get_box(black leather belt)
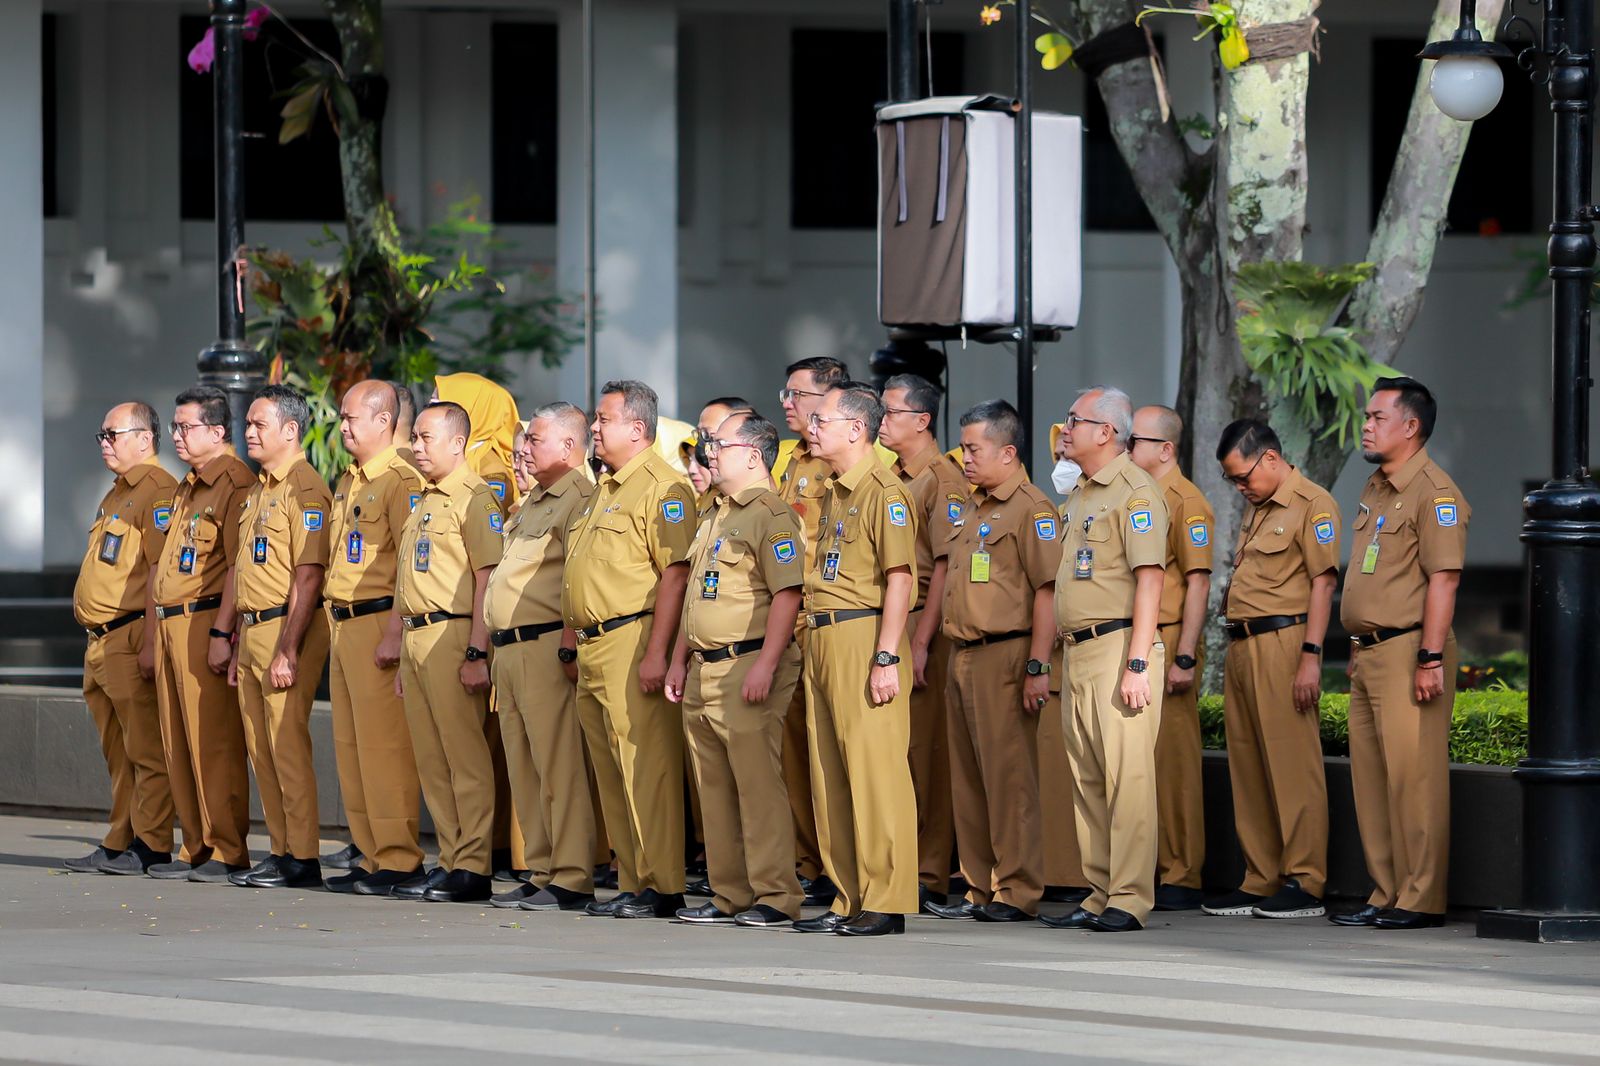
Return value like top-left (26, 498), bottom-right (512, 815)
top-left (330, 596), bottom-right (394, 623)
top-left (240, 604), bottom-right (288, 626)
top-left (491, 619), bottom-right (565, 647)
top-left (85, 610), bottom-right (142, 640)
top-left (402, 611), bottom-right (469, 630)
top-left (155, 595), bottom-right (223, 621)
top-left (576, 610), bottom-right (651, 642)
top-left (1350, 624), bottom-right (1421, 649)
top-left (806, 608), bottom-right (882, 629)
top-left (1224, 614), bottom-right (1308, 641)
top-left (1061, 618), bottom-right (1133, 646)
top-left (693, 638), bottom-right (765, 664)
top-left (956, 629), bottom-right (1031, 650)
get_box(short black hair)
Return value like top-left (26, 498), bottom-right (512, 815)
top-left (389, 381), bottom-right (417, 430)
top-left (175, 385), bottom-right (231, 436)
top-left (785, 357), bottom-right (849, 389)
top-left (703, 396), bottom-right (753, 413)
top-left (883, 373), bottom-right (942, 419)
top-left (421, 400), bottom-right (472, 443)
top-left (830, 380), bottom-right (886, 440)
top-left (1372, 376), bottom-right (1437, 441)
top-left (254, 384), bottom-right (312, 442)
top-left (959, 399), bottom-right (1022, 451)
top-left (600, 379), bottom-right (659, 440)
top-left (128, 401), bottom-right (161, 455)
top-left (1215, 418), bottom-right (1281, 463)
top-left (729, 412), bottom-right (781, 471)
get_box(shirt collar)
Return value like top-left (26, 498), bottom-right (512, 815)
top-left (607, 447), bottom-right (654, 486)
top-left (893, 440), bottom-right (938, 479)
top-left (836, 452), bottom-right (879, 492)
top-left (1265, 465), bottom-right (1303, 509)
top-left (192, 448), bottom-right (238, 486)
top-left (119, 457), bottom-right (161, 489)
top-left (1088, 451), bottom-right (1132, 486)
top-left (353, 444), bottom-right (402, 482)
top-left (261, 452), bottom-right (306, 485)
top-left (730, 483), bottom-right (769, 507)
top-left (983, 467), bottom-right (1028, 503)
top-left (1384, 447), bottom-right (1431, 492)
top-left (427, 461), bottom-right (474, 494)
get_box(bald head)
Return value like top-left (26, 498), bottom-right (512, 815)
top-left (1131, 404), bottom-right (1182, 478)
top-left (339, 379), bottom-right (401, 464)
top-left (98, 401), bottom-right (159, 475)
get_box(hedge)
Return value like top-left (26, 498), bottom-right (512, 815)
top-left (1196, 688), bottom-right (1528, 767)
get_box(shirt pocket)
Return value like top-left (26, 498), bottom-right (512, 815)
top-left (1084, 519), bottom-right (1112, 545)
top-left (583, 512), bottom-right (634, 561)
top-left (1246, 531), bottom-right (1296, 582)
top-left (96, 517), bottom-right (135, 569)
top-left (1351, 509), bottom-right (1372, 534)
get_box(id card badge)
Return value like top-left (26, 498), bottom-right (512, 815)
top-left (970, 550), bottom-right (991, 583)
top-left (413, 536), bottom-right (431, 573)
top-left (346, 530), bottom-right (363, 564)
top-left (701, 569), bottom-right (720, 599)
top-left (1074, 547), bottom-right (1094, 580)
top-left (252, 535), bottom-right (268, 565)
top-left (177, 545), bottom-right (196, 574)
top-left (822, 550), bottom-right (841, 582)
top-left (1360, 514), bottom-right (1385, 575)
top-left (98, 530), bottom-right (123, 565)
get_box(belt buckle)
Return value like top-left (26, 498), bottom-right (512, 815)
top-left (576, 628), bottom-right (590, 644)
top-left (401, 616), bottom-right (416, 630)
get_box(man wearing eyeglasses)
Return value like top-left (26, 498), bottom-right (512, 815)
top-left (67, 404), bottom-right (178, 876)
top-left (687, 397), bottom-right (754, 515)
top-left (1129, 405), bottom-right (1213, 912)
top-left (1203, 419), bottom-right (1339, 921)
top-left (146, 387), bottom-right (257, 882)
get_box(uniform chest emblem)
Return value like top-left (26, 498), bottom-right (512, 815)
top-left (887, 500), bottom-right (908, 527)
top-left (1129, 509), bottom-right (1153, 534)
top-left (662, 499), bottom-right (686, 523)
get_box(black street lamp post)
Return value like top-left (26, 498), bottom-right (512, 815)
top-left (1423, 0), bottom-right (1600, 942)
top-left (197, 0), bottom-right (266, 457)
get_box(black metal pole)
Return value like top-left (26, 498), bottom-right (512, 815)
top-left (888, 0), bottom-right (918, 103)
top-left (1014, 0), bottom-right (1034, 469)
top-left (196, 0), bottom-right (265, 458)
top-left (1478, 0), bottom-right (1600, 943)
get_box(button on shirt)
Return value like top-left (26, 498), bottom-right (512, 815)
top-left (682, 484), bottom-right (805, 650)
top-left (804, 454), bottom-right (918, 613)
top-left (485, 467), bottom-right (594, 632)
top-left (894, 443), bottom-right (972, 609)
top-left (1055, 452), bottom-right (1169, 632)
top-left (937, 469), bottom-right (1062, 642)
top-left (325, 446), bottom-right (422, 607)
top-left (1157, 468), bottom-right (1214, 627)
top-left (153, 452), bottom-right (256, 606)
top-left (1225, 467), bottom-right (1341, 620)
top-left (396, 463), bottom-right (505, 617)
top-left (1340, 448), bottom-right (1469, 633)
top-left (778, 439), bottom-right (834, 572)
top-left (562, 448), bottom-right (696, 629)
top-left (74, 458), bottom-right (178, 627)
top-left (234, 455), bottom-right (333, 613)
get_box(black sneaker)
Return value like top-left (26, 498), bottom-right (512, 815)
top-left (64, 846), bottom-right (119, 873)
top-left (321, 843), bottom-right (364, 870)
top-left (186, 860), bottom-right (247, 883)
top-left (98, 841), bottom-right (170, 876)
top-left (491, 883), bottom-right (543, 909)
top-left (519, 884), bottom-right (596, 911)
top-left (1202, 889), bottom-right (1267, 916)
top-left (1153, 884), bottom-right (1206, 911)
top-left (148, 859), bottom-right (198, 880)
top-left (1251, 879), bottom-right (1325, 919)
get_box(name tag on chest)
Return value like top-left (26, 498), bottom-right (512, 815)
top-left (414, 536), bottom-right (431, 572)
top-left (252, 536), bottom-right (269, 565)
top-left (347, 530), bottom-right (364, 564)
top-left (822, 550), bottom-right (841, 582)
top-left (1074, 548), bottom-right (1094, 580)
top-left (178, 545), bottom-right (196, 574)
top-left (701, 569), bottom-right (720, 599)
top-left (970, 550), bottom-right (990, 583)
top-left (98, 531), bottom-right (123, 565)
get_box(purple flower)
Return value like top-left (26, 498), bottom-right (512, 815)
top-left (187, 6), bottom-right (271, 73)
top-left (243, 7), bottom-right (270, 40)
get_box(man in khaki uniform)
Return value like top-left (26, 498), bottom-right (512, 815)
top-left (68, 403), bottom-right (177, 876)
top-left (1130, 405), bottom-right (1213, 911)
top-left (1044, 387), bottom-right (1167, 933)
top-left (485, 402), bottom-right (599, 913)
top-left (793, 382), bottom-right (919, 937)
top-left (229, 385), bottom-right (332, 890)
top-left (148, 386), bottom-right (257, 882)
top-left (564, 380), bottom-right (696, 920)
top-left (1204, 419), bottom-right (1340, 920)
top-left (925, 400), bottom-right (1060, 922)
top-left (1333, 378), bottom-right (1467, 930)
top-left (393, 401), bottom-right (505, 903)
top-left (322, 380), bottom-right (425, 896)
top-left (877, 373), bottom-right (965, 911)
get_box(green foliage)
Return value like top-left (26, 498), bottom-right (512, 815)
top-left (1233, 261), bottom-right (1393, 449)
top-left (1135, 3), bottom-right (1249, 70)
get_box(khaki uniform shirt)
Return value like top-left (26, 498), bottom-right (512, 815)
top-left (1226, 467), bottom-right (1341, 619)
top-left (325, 446), bottom-right (422, 607)
top-left (1055, 452), bottom-right (1169, 631)
top-left (803, 452), bottom-right (918, 613)
top-left (153, 452), bottom-right (255, 606)
top-left (562, 448), bottom-right (696, 629)
top-left (74, 458), bottom-right (177, 627)
top-left (1340, 448), bottom-right (1469, 633)
top-left (472, 449), bottom-right (516, 518)
top-left (937, 468), bottom-right (1061, 642)
top-left (777, 438), bottom-right (834, 571)
top-left (1157, 468), bottom-right (1214, 627)
top-left (484, 467), bottom-right (594, 632)
top-left (682, 484), bottom-right (805, 650)
top-left (895, 442), bottom-right (971, 609)
top-left (234, 454), bottom-right (333, 613)
top-left (396, 462), bottom-right (504, 616)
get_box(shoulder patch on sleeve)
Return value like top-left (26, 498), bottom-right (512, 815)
top-left (152, 503), bottom-right (172, 532)
top-left (1128, 498), bottom-right (1150, 509)
top-left (1188, 521), bottom-right (1209, 547)
top-left (1312, 511), bottom-right (1331, 523)
top-left (770, 534), bottom-right (797, 564)
top-left (1435, 502), bottom-right (1458, 527)
top-left (1314, 518), bottom-right (1336, 544)
top-left (302, 509), bottom-right (324, 532)
top-left (1129, 509), bottom-right (1154, 534)
top-left (887, 499), bottom-right (909, 527)
top-left (1033, 512), bottom-right (1057, 541)
top-left (487, 478), bottom-right (507, 501)
top-left (489, 511), bottom-right (504, 532)
top-left (946, 500), bottom-right (964, 523)
top-left (1433, 496), bottom-right (1456, 505)
top-left (662, 498), bottom-right (686, 523)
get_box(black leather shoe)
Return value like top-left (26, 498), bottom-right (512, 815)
top-left (391, 867), bottom-right (448, 899)
top-left (616, 889), bottom-right (686, 919)
top-left (1372, 908), bottom-right (1446, 929)
top-left (1038, 906), bottom-right (1097, 929)
top-left (1329, 904), bottom-right (1384, 927)
top-left (520, 884), bottom-right (596, 911)
top-left (676, 901), bottom-right (736, 924)
top-left (98, 841), bottom-right (170, 876)
top-left (685, 877), bottom-right (713, 897)
top-left (321, 843), bottom-right (364, 870)
top-left (423, 869), bottom-right (493, 903)
top-left (733, 904), bottom-right (793, 928)
top-left (230, 855), bottom-right (282, 887)
top-left (793, 912), bottom-right (848, 933)
top-left (585, 892), bottom-right (637, 916)
top-left (837, 911), bottom-right (904, 936)
top-left (1042, 884), bottom-right (1092, 905)
top-left (355, 867), bottom-right (425, 897)
top-left (1087, 907), bottom-right (1143, 932)
top-left (1153, 884), bottom-right (1206, 911)
top-left (974, 901), bottom-right (1032, 923)
top-left (924, 898), bottom-right (979, 920)
top-left (247, 856), bottom-right (323, 889)
top-left (184, 860), bottom-right (244, 883)
top-left (595, 865), bottom-right (619, 890)
top-left (800, 874), bottom-right (838, 908)
top-left (325, 869), bottom-right (369, 894)
top-left (64, 846), bottom-right (119, 873)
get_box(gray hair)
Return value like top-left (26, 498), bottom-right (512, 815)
top-left (128, 401), bottom-right (161, 455)
top-left (389, 381), bottom-right (417, 434)
top-left (831, 380), bottom-right (886, 441)
top-left (255, 384), bottom-right (312, 442)
top-left (530, 401), bottom-right (592, 449)
top-left (883, 373), bottom-right (942, 419)
top-left (728, 411), bottom-right (781, 471)
top-left (959, 399), bottom-right (1022, 451)
top-left (600, 379), bottom-right (659, 441)
top-left (1077, 386), bottom-right (1133, 445)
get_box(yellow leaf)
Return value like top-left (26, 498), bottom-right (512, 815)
top-left (1041, 42), bottom-right (1074, 70)
top-left (1035, 32), bottom-right (1070, 55)
top-left (1219, 26), bottom-right (1249, 69)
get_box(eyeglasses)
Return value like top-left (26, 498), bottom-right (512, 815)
top-left (168, 421), bottom-right (218, 438)
top-left (1063, 414), bottom-right (1108, 431)
top-left (705, 439), bottom-right (757, 456)
top-left (1222, 451), bottom-right (1267, 486)
top-left (807, 413), bottom-right (858, 430)
top-left (1128, 435), bottom-right (1169, 447)
top-left (779, 387), bottom-right (827, 404)
top-left (882, 406), bottom-right (931, 418)
top-left (95, 427), bottom-right (149, 445)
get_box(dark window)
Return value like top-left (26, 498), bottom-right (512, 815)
top-left (1084, 75), bottom-right (1156, 232)
top-left (178, 14), bottom-right (344, 222)
top-left (791, 29), bottom-right (966, 229)
top-left (43, 14), bottom-right (59, 219)
top-left (1370, 38), bottom-right (1533, 235)
top-left (491, 22), bottom-right (558, 225)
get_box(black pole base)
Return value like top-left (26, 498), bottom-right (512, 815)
top-left (197, 339), bottom-right (267, 463)
top-left (1477, 908), bottom-right (1600, 943)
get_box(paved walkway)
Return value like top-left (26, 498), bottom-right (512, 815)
top-left (0, 813), bottom-right (1597, 1065)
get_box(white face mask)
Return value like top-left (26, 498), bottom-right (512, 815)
top-left (1051, 458), bottom-right (1082, 495)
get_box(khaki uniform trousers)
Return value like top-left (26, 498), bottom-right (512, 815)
top-left (328, 611), bottom-right (423, 873)
top-left (575, 615), bottom-right (686, 895)
top-left (783, 627), bottom-right (825, 882)
top-left (1063, 630), bottom-right (1164, 922)
top-left (685, 643), bottom-right (804, 917)
top-left (1222, 623), bottom-right (1328, 897)
top-left (945, 638), bottom-right (1043, 912)
top-left (155, 611), bottom-right (251, 867)
top-left (1040, 647), bottom-right (1087, 888)
top-left (83, 620), bottom-right (173, 853)
top-left (908, 613), bottom-right (954, 893)
top-left (493, 637), bottom-right (596, 892)
top-left (804, 616), bottom-right (919, 916)
top-left (237, 613), bottom-right (329, 860)
top-left (1155, 622), bottom-right (1205, 889)
top-left (1349, 630), bottom-right (1456, 914)
top-left (400, 619), bottom-right (494, 875)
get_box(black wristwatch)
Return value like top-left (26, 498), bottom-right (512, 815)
top-left (872, 650), bottom-right (901, 668)
top-left (1417, 649), bottom-right (1444, 666)
top-left (1302, 642), bottom-right (1323, 656)
top-left (1173, 653), bottom-right (1197, 670)
top-left (1126, 658), bottom-right (1148, 674)
top-left (465, 645), bottom-right (488, 662)
top-left (1025, 658), bottom-right (1050, 676)
top-left (557, 647), bottom-right (577, 664)
top-left (208, 628), bottom-right (233, 640)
